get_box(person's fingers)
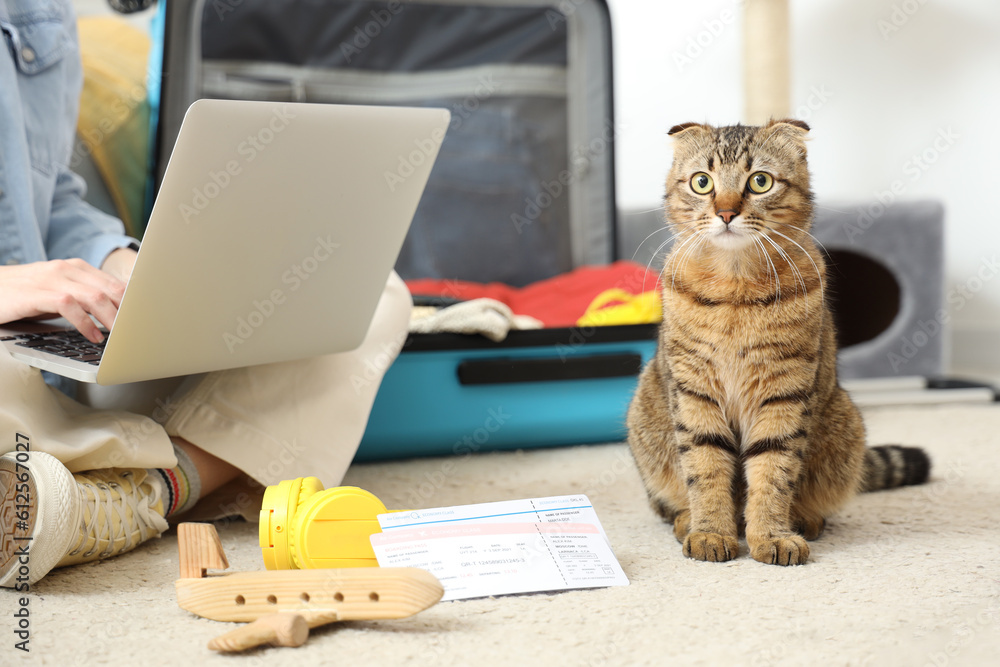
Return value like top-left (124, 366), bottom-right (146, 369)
top-left (75, 286), bottom-right (119, 334)
top-left (52, 258), bottom-right (126, 308)
top-left (0, 261), bottom-right (124, 340)
top-left (47, 292), bottom-right (105, 343)
top-left (40, 262), bottom-right (121, 335)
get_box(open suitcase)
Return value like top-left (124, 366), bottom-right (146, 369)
top-left (154, 0), bottom-right (657, 462)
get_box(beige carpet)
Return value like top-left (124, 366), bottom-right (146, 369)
top-left (5, 404), bottom-right (1000, 666)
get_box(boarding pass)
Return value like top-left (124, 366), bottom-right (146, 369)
top-left (370, 495), bottom-right (629, 601)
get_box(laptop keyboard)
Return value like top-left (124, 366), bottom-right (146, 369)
top-left (2, 330), bottom-right (108, 365)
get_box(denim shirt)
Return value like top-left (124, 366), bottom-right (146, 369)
top-left (0, 0), bottom-right (138, 269)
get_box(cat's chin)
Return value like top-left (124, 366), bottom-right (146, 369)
top-left (708, 228), bottom-right (755, 251)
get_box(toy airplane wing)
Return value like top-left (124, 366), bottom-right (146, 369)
top-left (176, 566), bottom-right (444, 623)
top-left (175, 523), bottom-right (443, 624)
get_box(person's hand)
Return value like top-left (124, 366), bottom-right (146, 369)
top-left (0, 260), bottom-right (126, 343)
top-left (100, 247), bottom-right (138, 284)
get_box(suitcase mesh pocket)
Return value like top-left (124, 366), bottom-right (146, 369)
top-left (200, 0), bottom-right (575, 286)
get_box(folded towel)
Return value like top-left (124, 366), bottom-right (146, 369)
top-left (409, 298), bottom-right (543, 342)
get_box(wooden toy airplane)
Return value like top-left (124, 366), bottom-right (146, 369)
top-left (175, 523), bottom-right (444, 652)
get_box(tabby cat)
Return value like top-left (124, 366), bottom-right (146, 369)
top-left (627, 119), bottom-right (930, 566)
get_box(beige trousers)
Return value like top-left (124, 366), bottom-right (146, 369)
top-left (0, 272), bottom-right (410, 511)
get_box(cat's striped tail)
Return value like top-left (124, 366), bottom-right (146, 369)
top-left (860, 445), bottom-right (931, 492)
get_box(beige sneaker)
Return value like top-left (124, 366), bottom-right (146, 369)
top-left (1, 451), bottom-right (168, 587)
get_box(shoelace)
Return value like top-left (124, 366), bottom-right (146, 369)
top-left (68, 471), bottom-right (165, 559)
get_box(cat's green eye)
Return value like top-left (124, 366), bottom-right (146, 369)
top-left (747, 172), bottom-right (774, 194)
top-left (690, 172), bottom-right (714, 195)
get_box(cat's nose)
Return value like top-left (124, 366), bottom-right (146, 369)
top-left (717, 209), bottom-right (739, 224)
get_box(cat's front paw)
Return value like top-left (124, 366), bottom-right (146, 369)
top-left (683, 531), bottom-right (739, 562)
top-left (749, 535), bottom-right (810, 565)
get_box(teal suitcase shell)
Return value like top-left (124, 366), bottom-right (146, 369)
top-left (356, 325), bottom-right (657, 460)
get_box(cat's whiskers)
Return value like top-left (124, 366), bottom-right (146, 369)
top-left (634, 225), bottom-right (677, 264)
top-left (624, 204), bottom-right (667, 217)
top-left (668, 232), bottom-right (703, 292)
top-left (667, 228), bottom-right (708, 295)
top-left (750, 233), bottom-right (782, 304)
top-left (762, 217), bottom-right (833, 258)
top-left (757, 231), bottom-right (808, 301)
top-left (658, 218), bottom-right (708, 267)
top-left (662, 231), bottom-right (699, 292)
top-left (742, 218), bottom-right (786, 296)
top-left (814, 204), bottom-right (852, 215)
top-left (746, 219), bottom-right (806, 296)
top-left (748, 230), bottom-right (768, 274)
top-left (763, 226), bottom-right (826, 297)
top-left (642, 230), bottom-right (685, 293)
top-left (633, 224), bottom-right (676, 258)
top-left (682, 235), bottom-right (711, 291)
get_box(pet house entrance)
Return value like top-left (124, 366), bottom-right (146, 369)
top-left (824, 250), bottom-right (901, 350)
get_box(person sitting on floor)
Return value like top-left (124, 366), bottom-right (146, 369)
top-left (0, 0), bottom-right (410, 587)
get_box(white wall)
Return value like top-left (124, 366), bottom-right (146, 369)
top-left (609, 0), bottom-right (1000, 373)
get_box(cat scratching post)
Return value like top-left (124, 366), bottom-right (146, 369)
top-left (744, 0), bottom-right (790, 123)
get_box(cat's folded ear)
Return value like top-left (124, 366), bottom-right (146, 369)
top-left (766, 118), bottom-right (810, 134)
top-left (765, 118), bottom-right (810, 154)
top-left (668, 122), bottom-right (710, 137)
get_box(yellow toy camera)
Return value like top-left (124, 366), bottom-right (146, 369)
top-left (259, 478), bottom-right (401, 570)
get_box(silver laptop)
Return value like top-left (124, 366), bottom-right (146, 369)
top-left (2, 99), bottom-right (449, 385)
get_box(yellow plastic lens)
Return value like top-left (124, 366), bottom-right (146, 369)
top-left (748, 172), bottom-right (773, 194)
top-left (690, 172), bottom-right (714, 194)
